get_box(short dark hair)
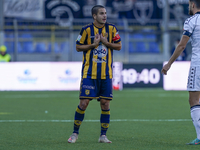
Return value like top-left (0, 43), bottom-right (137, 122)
top-left (91, 5), bottom-right (105, 16)
top-left (190, 0), bottom-right (200, 8)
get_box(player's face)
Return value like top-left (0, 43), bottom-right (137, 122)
top-left (189, 1), bottom-right (194, 15)
top-left (94, 8), bottom-right (107, 25)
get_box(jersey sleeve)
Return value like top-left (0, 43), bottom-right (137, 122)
top-left (112, 25), bottom-right (121, 43)
top-left (183, 18), bottom-right (194, 37)
top-left (76, 28), bottom-right (87, 45)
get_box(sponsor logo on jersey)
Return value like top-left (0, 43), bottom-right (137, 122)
top-left (77, 35), bottom-right (82, 41)
top-left (93, 44), bottom-right (107, 58)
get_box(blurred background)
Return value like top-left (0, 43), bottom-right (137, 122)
top-left (0, 0), bottom-right (191, 91)
top-left (0, 0), bottom-right (191, 63)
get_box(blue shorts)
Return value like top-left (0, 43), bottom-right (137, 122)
top-left (79, 78), bottom-right (113, 100)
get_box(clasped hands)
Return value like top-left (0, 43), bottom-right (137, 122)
top-left (93, 33), bottom-right (108, 47)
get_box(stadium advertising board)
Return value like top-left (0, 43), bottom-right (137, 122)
top-left (0, 62), bottom-right (122, 91)
top-left (163, 61), bottom-right (190, 91)
top-left (122, 64), bottom-right (163, 88)
top-left (3, 62), bottom-right (189, 90)
top-left (113, 62), bottom-right (123, 90)
top-left (50, 62), bottom-right (82, 90)
top-left (0, 62), bottom-right (82, 91)
top-left (4, 0), bottom-right (44, 20)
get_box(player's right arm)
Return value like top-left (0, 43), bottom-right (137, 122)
top-left (167, 35), bottom-right (189, 65)
top-left (161, 17), bottom-right (193, 75)
top-left (76, 27), bottom-right (100, 52)
top-left (161, 35), bottom-right (190, 75)
top-left (76, 34), bottom-right (100, 52)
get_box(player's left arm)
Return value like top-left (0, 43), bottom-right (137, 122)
top-left (161, 35), bottom-right (190, 75)
top-left (100, 31), bottom-right (121, 51)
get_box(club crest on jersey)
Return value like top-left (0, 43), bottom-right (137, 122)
top-left (93, 44), bottom-right (107, 58)
top-left (85, 89), bottom-right (90, 95)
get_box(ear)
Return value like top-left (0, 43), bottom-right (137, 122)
top-left (192, 2), bottom-right (195, 8)
top-left (93, 14), bottom-right (96, 20)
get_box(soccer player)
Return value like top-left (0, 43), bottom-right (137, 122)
top-left (68, 5), bottom-right (121, 143)
top-left (162, 0), bottom-right (200, 145)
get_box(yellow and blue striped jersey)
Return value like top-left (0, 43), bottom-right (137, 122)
top-left (76, 22), bottom-right (121, 79)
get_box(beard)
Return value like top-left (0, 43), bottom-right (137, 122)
top-left (189, 9), bottom-right (194, 15)
top-left (96, 18), bottom-right (106, 25)
top-left (189, 5), bottom-right (194, 15)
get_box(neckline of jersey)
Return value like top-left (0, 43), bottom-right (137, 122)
top-left (93, 22), bottom-right (105, 28)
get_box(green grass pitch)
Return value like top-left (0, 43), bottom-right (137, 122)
top-left (0, 89), bottom-right (199, 150)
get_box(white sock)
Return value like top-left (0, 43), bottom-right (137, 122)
top-left (191, 106), bottom-right (200, 140)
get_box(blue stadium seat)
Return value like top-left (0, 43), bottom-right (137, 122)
top-left (54, 42), bottom-right (69, 53)
top-left (35, 42), bottom-right (50, 53)
top-left (128, 34), bottom-right (135, 53)
top-left (22, 42), bottom-right (34, 53)
top-left (4, 34), bottom-right (14, 52)
top-left (54, 43), bottom-right (60, 53)
top-left (149, 42), bottom-right (160, 53)
top-left (5, 41), bottom-right (23, 53)
top-left (61, 42), bottom-right (68, 52)
top-left (17, 42), bottom-right (23, 53)
top-left (132, 34), bottom-right (146, 52)
top-left (21, 33), bottom-right (32, 39)
top-left (118, 34), bottom-right (126, 52)
top-left (48, 42), bottom-right (63, 53)
top-left (4, 42), bottom-right (14, 53)
top-left (146, 34), bottom-right (160, 53)
top-left (20, 33), bottom-right (34, 53)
